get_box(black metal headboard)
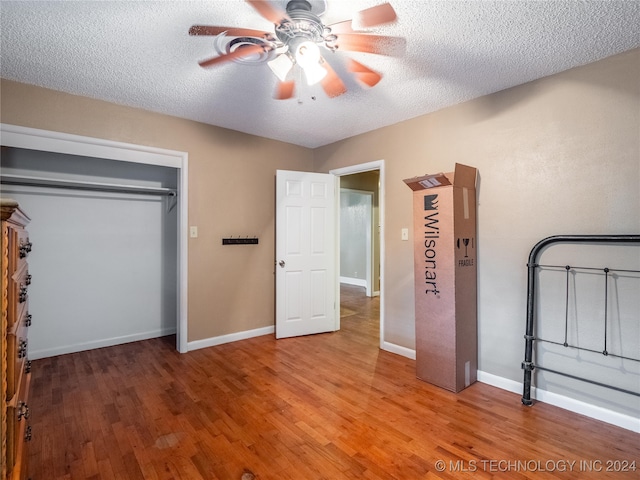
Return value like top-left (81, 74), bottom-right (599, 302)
top-left (521, 234), bottom-right (640, 406)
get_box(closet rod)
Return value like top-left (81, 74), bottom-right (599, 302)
top-left (0, 174), bottom-right (177, 197)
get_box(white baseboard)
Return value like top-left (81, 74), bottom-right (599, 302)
top-left (477, 370), bottom-right (640, 433)
top-left (381, 341), bottom-right (416, 360)
top-left (28, 327), bottom-right (177, 360)
top-left (371, 347), bottom-right (639, 433)
top-left (476, 370), bottom-right (522, 394)
top-left (187, 325), bottom-right (274, 352)
top-left (340, 276), bottom-right (367, 287)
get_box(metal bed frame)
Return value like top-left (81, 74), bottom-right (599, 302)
top-left (521, 234), bottom-right (640, 406)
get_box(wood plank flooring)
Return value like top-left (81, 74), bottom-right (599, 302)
top-left (27, 285), bottom-right (638, 479)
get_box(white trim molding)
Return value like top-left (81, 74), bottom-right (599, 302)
top-left (381, 341), bottom-right (416, 360)
top-left (29, 328), bottom-right (177, 360)
top-left (188, 326), bottom-right (275, 351)
top-left (372, 343), bottom-right (640, 433)
top-left (477, 370), bottom-right (639, 433)
top-left (340, 276), bottom-right (367, 287)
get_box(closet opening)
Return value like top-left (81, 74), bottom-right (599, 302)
top-left (0, 124), bottom-right (188, 357)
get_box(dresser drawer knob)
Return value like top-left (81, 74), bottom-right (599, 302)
top-left (26, 313), bottom-right (33, 327)
top-left (18, 339), bottom-right (28, 359)
top-left (17, 401), bottom-right (30, 420)
top-left (19, 285), bottom-right (28, 303)
top-left (25, 360), bottom-right (32, 374)
top-left (25, 425), bottom-right (33, 442)
top-left (19, 240), bottom-right (33, 258)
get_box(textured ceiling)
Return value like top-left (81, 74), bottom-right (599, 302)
top-left (1, 1), bottom-right (639, 148)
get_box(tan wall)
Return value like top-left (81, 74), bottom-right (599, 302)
top-left (2, 47), bottom-right (638, 414)
top-left (0, 79), bottom-right (314, 342)
top-left (314, 48), bottom-right (640, 392)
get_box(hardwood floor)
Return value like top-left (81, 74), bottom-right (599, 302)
top-left (28, 285), bottom-right (638, 479)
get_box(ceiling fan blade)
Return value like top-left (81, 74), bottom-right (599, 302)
top-left (328, 3), bottom-right (397, 34)
top-left (189, 25), bottom-right (272, 38)
top-left (198, 43), bottom-right (268, 68)
top-left (333, 34), bottom-right (406, 56)
top-left (356, 3), bottom-right (397, 28)
top-left (245, 0), bottom-right (290, 25)
top-left (274, 80), bottom-right (296, 100)
top-left (326, 20), bottom-right (354, 35)
top-left (320, 57), bottom-right (347, 98)
top-left (348, 59), bottom-right (382, 88)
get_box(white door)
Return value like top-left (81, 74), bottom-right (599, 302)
top-left (275, 170), bottom-right (337, 339)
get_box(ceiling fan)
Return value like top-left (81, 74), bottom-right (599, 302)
top-left (189, 0), bottom-right (405, 100)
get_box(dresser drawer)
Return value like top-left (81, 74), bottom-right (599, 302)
top-left (6, 316), bottom-right (29, 402)
top-left (8, 263), bottom-right (30, 330)
top-left (6, 225), bottom-right (30, 272)
top-left (6, 371), bottom-right (31, 480)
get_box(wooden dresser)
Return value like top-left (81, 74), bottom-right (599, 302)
top-left (1, 199), bottom-right (32, 480)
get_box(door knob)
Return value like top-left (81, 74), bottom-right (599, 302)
top-left (279, 260), bottom-right (285, 268)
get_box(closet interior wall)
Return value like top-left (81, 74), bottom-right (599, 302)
top-left (0, 147), bottom-right (178, 359)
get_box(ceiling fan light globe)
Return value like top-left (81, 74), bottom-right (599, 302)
top-left (302, 62), bottom-right (327, 85)
top-left (294, 41), bottom-right (327, 85)
top-left (268, 54), bottom-right (294, 81)
top-left (295, 41), bottom-right (321, 67)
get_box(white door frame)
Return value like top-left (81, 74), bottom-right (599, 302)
top-left (330, 160), bottom-right (385, 349)
top-left (0, 123), bottom-right (189, 353)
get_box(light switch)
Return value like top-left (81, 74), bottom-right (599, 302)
top-left (401, 228), bottom-right (409, 241)
top-left (190, 226), bottom-right (198, 238)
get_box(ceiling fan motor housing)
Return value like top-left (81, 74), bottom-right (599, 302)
top-left (276, 0), bottom-right (327, 49)
top-left (286, 0), bottom-right (313, 13)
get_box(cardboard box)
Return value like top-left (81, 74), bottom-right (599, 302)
top-left (403, 163), bottom-right (478, 392)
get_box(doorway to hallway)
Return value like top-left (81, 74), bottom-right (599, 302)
top-left (339, 284), bottom-right (380, 342)
top-left (331, 160), bottom-right (385, 348)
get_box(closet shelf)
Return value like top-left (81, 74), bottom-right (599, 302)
top-left (0, 174), bottom-right (177, 197)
